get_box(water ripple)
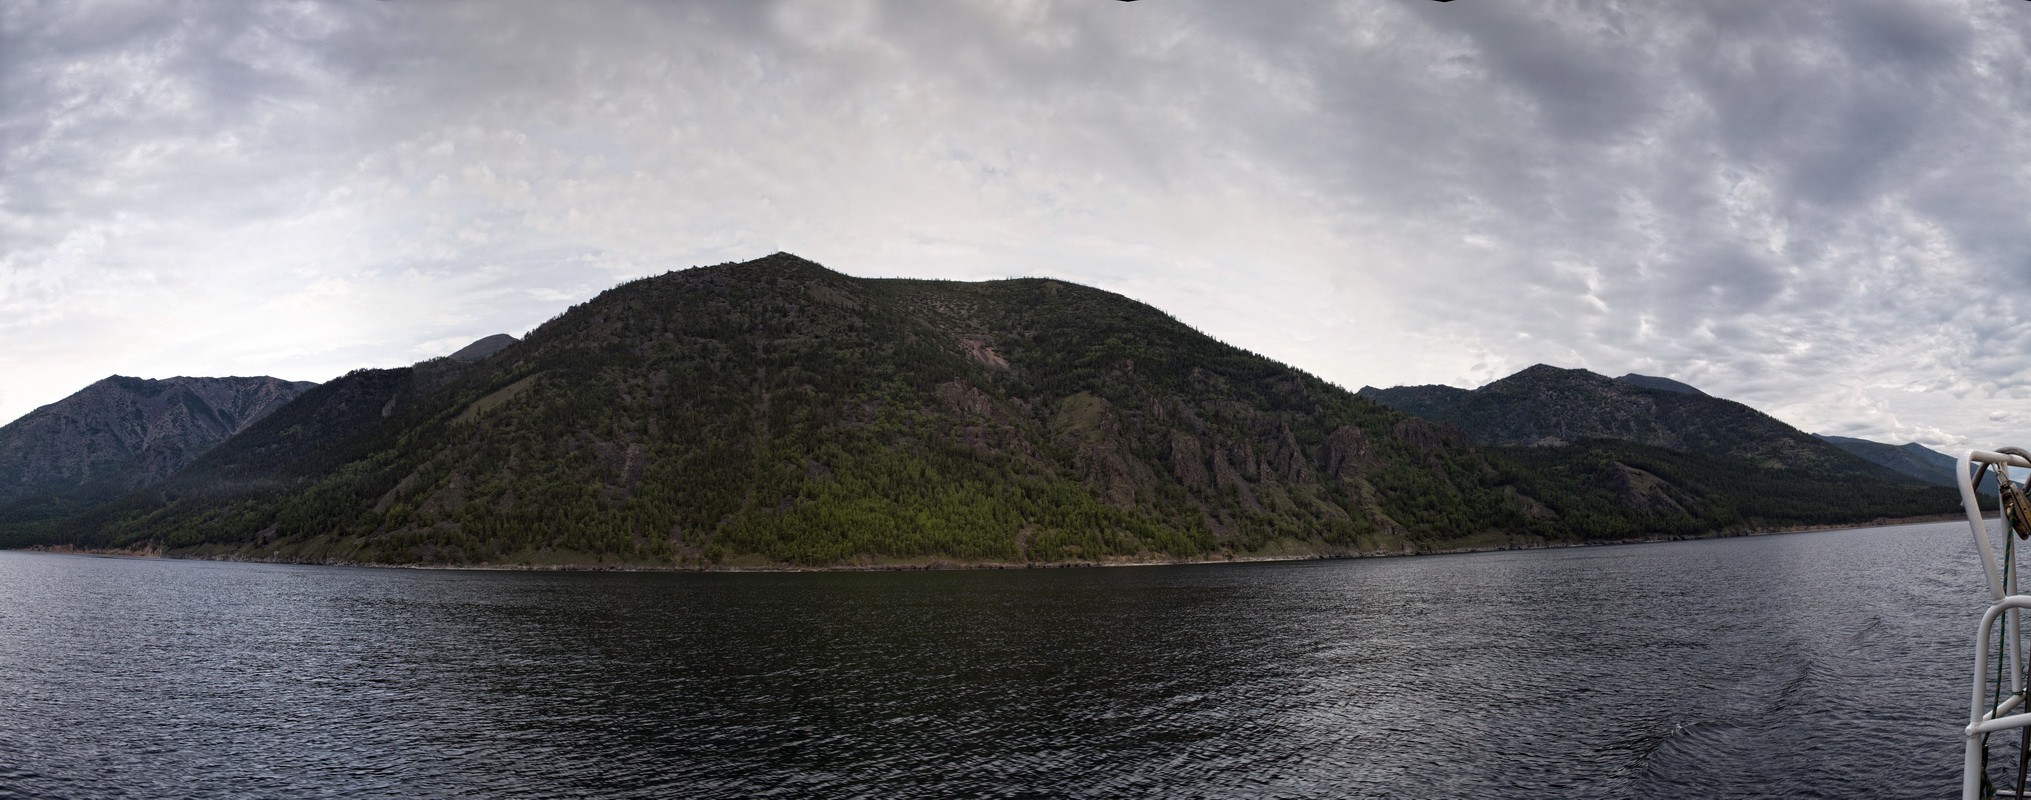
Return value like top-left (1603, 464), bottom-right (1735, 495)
top-left (0, 523), bottom-right (1986, 798)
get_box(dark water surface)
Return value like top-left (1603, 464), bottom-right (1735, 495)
top-left (0, 522), bottom-right (1990, 798)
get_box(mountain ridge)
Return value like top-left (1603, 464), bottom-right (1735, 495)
top-left (1614, 373), bottom-right (1706, 396)
top-left (1359, 364), bottom-right (1908, 479)
top-left (0, 375), bottom-right (315, 523)
top-left (449, 334), bottom-right (518, 362)
top-left (59, 254), bottom-right (1545, 564)
top-left (1813, 434), bottom-right (1997, 492)
top-left (9, 255), bottom-right (1965, 566)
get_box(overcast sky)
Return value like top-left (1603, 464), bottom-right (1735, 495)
top-left (7, 0), bottom-right (2031, 452)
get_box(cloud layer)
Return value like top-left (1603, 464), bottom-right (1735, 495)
top-left (7, 0), bottom-right (2031, 452)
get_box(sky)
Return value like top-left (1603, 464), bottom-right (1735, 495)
top-left (6, 0), bottom-right (2031, 452)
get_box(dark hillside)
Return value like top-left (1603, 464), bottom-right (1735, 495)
top-left (0, 376), bottom-right (313, 524)
top-left (1494, 440), bottom-right (1958, 538)
top-left (1353, 384), bottom-right (1468, 420)
top-left (1815, 434), bottom-right (1998, 493)
top-left (449, 334), bottom-right (518, 362)
top-left (1614, 373), bottom-right (1706, 396)
top-left (31, 255), bottom-right (1565, 565)
top-left (1364, 365), bottom-right (1912, 479)
top-left (14, 255), bottom-right (1963, 567)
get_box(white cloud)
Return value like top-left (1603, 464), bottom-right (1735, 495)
top-left (5, 0), bottom-right (2031, 455)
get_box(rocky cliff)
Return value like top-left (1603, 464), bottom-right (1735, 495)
top-left (0, 376), bottom-right (314, 521)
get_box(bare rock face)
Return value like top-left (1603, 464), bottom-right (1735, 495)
top-left (0, 376), bottom-right (315, 511)
top-left (1319, 425), bottom-right (1375, 480)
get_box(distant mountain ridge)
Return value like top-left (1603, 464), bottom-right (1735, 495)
top-left (1614, 373), bottom-right (1706, 396)
top-left (0, 376), bottom-right (314, 522)
top-left (449, 334), bottom-right (518, 362)
top-left (1358, 365), bottom-right (1908, 480)
top-left (1813, 434), bottom-right (1995, 491)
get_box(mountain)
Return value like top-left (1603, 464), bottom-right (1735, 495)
top-left (1814, 435), bottom-right (1950, 485)
top-left (1359, 364), bottom-right (1902, 478)
top-left (1348, 384), bottom-right (1468, 421)
top-left (13, 255), bottom-right (1961, 567)
top-left (102, 339), bottom-right (535, 500)
top-left (0, 376), bottom-right (315, 523)
top-left (41, 254), bottom-right (1566, 565)
top-left (1614, 373), bottom-right (1706, 396)
top-left (1813, 434), bottom-right (1996, 492)
top-left (449, 334), bottom-right (518, 362)
top-left (1358, 365), bottom-right (1970, 535)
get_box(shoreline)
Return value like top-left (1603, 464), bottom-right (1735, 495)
top-left (13, 512), bottom-right (1985, 574)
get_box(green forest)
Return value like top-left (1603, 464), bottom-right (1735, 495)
top-left (1, 254), bottom-right (1968, 568)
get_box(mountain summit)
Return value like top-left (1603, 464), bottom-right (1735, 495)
top-left (0, 375), bottom-right (314, 523)
top-left (1360, 364), bottom-right (1899, 477)
top-left (448, 334), bottom-right (518, 362)
top-left (1614, 373), bottom-right (1706, 396)
top-left (1814, 434), bottom-right (1985, 489)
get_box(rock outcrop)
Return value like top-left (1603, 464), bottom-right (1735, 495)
top-left (0, 376), bottom-right (314, 520)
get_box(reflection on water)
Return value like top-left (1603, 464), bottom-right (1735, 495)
top-left (0, 523), bottom-right (1987, 798)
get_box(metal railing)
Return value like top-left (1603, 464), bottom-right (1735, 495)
top-left (1961, 449), bottom-right (2031, 800)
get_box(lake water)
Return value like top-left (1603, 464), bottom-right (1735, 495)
top-left (0, 522), bottom-right (1995, 798)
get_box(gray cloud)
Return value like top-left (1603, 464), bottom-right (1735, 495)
top-left (6, 0), bottom-right (2031, 453)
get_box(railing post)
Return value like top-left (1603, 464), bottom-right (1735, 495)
top-left (1963, 452), bottom-right (2004, 603)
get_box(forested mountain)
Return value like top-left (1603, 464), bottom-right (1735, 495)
top-left (1813, 434), bottom-right (1994, 492)
top-left (1354, 366), bottom-right (1976, 536)
top-left (1613, 373), bottom-right (1706, 396)
top-left (449, 334), bottom-right (518, 362)
top-left (0, 376), bottom-right (313, 524)
top-left (5, 255), bottom-right (1962, 568)
top-left (1358, 365), bottom-right (1905, 478)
